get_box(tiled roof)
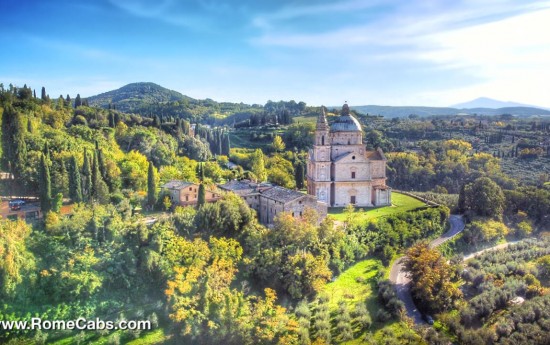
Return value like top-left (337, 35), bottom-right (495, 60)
top-left (218, 180), bottom-right (262, 196)
top-left (260, 186), bottom-right (305, 203)
top-left (161, 180), bottom-right (193, 190)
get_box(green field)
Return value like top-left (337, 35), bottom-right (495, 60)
top-left (328, 192), bottom-right (427, 223)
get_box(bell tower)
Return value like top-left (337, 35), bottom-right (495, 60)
top-left (307, 107), bottom-right (332, 205)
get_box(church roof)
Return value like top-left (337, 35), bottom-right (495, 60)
top-left (330, 104), bottom-right (362, 132)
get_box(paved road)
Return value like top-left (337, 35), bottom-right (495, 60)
top-left (389, 214), bottom-right (465, 324)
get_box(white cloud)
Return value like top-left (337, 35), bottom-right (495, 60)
top-left (418, 8), bottom-right (550, 107)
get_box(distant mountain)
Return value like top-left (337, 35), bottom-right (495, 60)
top-left (452, 97), bottom-right (547, 110)
top-left (349, 104), bottom-right (550, 118)
top-left (87, 82), bottom-right (194, 112)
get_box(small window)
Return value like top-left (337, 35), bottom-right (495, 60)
top-left (351, 172), bottom-right (356, 179)
top-left (292, 212), bottom-right (295, 217)
top-left (350, 196), bottom-right (356, 204)
top-left (186, 196), bottom-right (189, 201)
top-left (189, 187), bottom-right (192, 191)
top-left (300, 212), bottom-right (302, 217)
top-left (352, 156), bottom-right (355, 160)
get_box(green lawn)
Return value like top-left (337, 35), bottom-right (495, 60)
top-left (328, 192), bottom-right (427, 223)
top-left (322, 258), bottom-right (382, 312)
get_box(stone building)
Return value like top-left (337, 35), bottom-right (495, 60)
top-left (161, 180), bottom-right (221, 206)
top-left (307, 104), bottom-right (391, 207)
top-left (219, 180), bottom-right (327, 225)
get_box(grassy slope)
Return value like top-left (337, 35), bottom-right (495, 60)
top-left (323, 194), bottom-right (427, 344)
top-left (328, 192), bottom-right (427, 223)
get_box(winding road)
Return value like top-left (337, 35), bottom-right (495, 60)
top-left (389, 214), bottom-right (465, 324)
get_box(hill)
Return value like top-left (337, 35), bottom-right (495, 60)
top-left (86, 82), bottom-right (263, 123)
top-left (451, 97), bottom-right (548, 109)
top-left (87, 82), bottom-right (194, 112)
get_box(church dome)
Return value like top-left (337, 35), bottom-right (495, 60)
top-left (330, 103), bottom-right (362, 132)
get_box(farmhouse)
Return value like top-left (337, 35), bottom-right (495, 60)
top-left (161, 180), bottom-right (221, 206)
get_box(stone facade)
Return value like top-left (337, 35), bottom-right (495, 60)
top-left (219, 180), bottom-right (327, 225)
top-left (307, 104), bottom-right (391, 207)
top-left (161, 180), bottom-right (221, 206)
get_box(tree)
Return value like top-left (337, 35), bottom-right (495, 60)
top-left (147, 161), bottom-right (157, 207)
top-left (91, 151), bottom-right (100, 198)
top-left (39, 153), bottom-right (52, 213)
top-left (51, 193), bottom-right (63, 213)
top-left (294, 161), bottom-right (305, 189)
top-left (271, 135), bottom-right (286, 152)
top-left (197, 183), bottom-right (206, 207)
top-left (404, 242), bottom-right (462, 312)
top-left (163, 195), bottom-right (172, 211)
top-left (251, 149), bottom-right (267, 182)
top-left (459, 177), bottom-right (505, 218)
top-left (68, 156), bottom-right (83, 202)
top-left (222, 134), bottom-right (231, 156)
top-left (0, 220), bottom-right (34, 297)
top-left (91, 151), bottom-right (109, 204)
top-left (82, 149), bottom-right (92, 200)
top-left (41, 86), bottom-right (47, 101)
top-left (75, 94), bottom-right (82, 108)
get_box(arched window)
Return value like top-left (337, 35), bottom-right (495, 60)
top-left (322, 135), bottom-right (325, 145)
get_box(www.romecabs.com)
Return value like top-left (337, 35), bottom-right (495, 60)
top-left (0, 317), bottom-right (151, 331)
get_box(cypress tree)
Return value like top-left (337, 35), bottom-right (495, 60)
top-left (65, 94), bottom-right (71, 107)
top-left (68, 155), bottom-right (82, 202)
top-left (41, 86), bottom-right (47, 101)
top-left (197, 183), bottom-right (206, 207)
top-left (91, 151), bottom-right (100, 198)
top-left (43, 142), bottom-right (50, 161)
top-left (91, 151), bottom-right (109, 203)
top-left (57, 95), bottom-right (65, 110)
top-left (108, 112), bottom-right (115, 128)
top-left (97, 149), bottom-right (106, 180)
top-left (75, 94), bottom-right (82, 108)
top-left (39, 154), bottom-right (52, 213)
top-left (295, 161), bottom-right (305, 189)
top-left (57, 158), bottom-right (69, 197)
top-left (14, 133), bottom-right (27, 183)
top-left (147, 161), bottom-right (157, 207)
top-left (82, 149), bottom-right (92, 200)
top-left (222, 134), bottom-right (231, 156)
top-left (200, 162), bottom-right (205, 181)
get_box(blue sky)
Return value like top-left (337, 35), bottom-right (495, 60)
top-left (1, 0), bottom-right (550, 107)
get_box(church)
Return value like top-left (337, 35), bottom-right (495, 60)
top-left (307, 104), bottom-right (391, 207)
